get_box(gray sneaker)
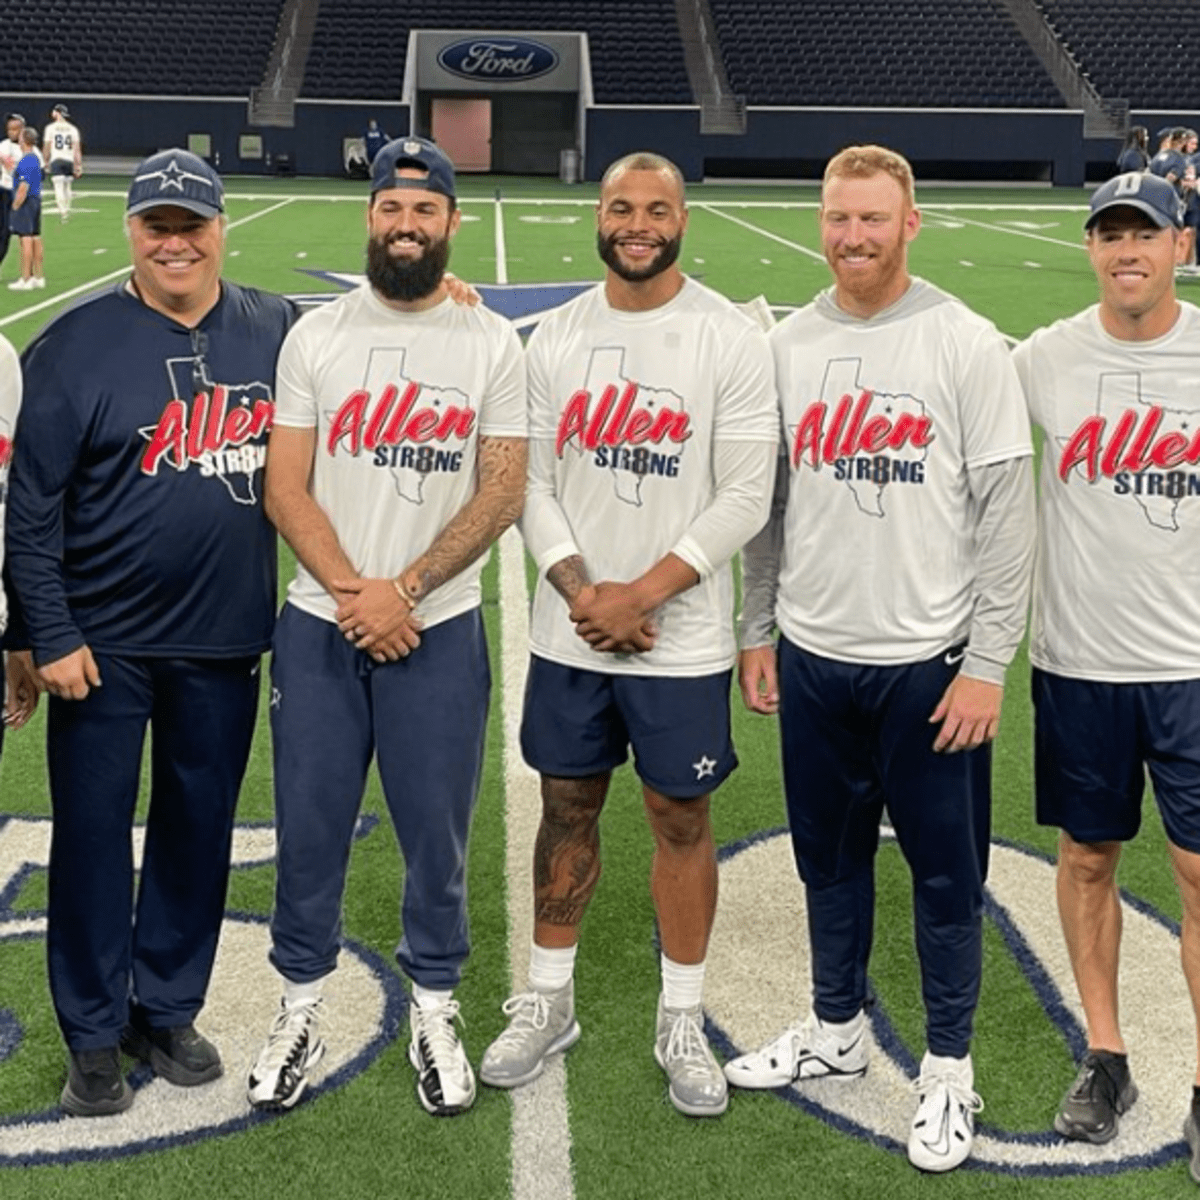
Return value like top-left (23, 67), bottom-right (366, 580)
top-left (654, 997), bottom-right (728, 1117)
top-left (479, 982), bottom-right (581, 1088)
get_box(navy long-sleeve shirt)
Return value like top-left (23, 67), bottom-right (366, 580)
top-left (7, 281), bottom-right (297, 666)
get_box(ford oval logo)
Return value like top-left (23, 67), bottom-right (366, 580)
top-left (437, 38), bottom-right (560, 82)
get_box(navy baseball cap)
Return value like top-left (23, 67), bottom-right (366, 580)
top-left (1086, 172), bottom-right (1184, 231)
top-left (371, 137), bottom-right (456, 201)
top-left (127, 150), bottom-right (224, 219)
top-left (52, 103), bottom-right (69, 118)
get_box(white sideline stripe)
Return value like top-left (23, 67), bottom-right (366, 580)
top-left (0, 197), bottom-right (296, 328)
top-left (695, 203), bottom-right (826, 261)
top-left (936, 211), bottom-right (1085, 251)
top-left (494, 197), bottom-right (509, 285)
top-left (499, 529), bottom-right (577, 1200)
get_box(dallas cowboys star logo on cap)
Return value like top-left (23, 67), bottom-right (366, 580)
top-left (135, 157), bottom-right (216, 194)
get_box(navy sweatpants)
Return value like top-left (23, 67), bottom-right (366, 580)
top-left (268, 604), bottom-right (490, 991)
top-left (47, 653), bottom-right (260, 1050)
top-left (778, 637), bottom-right (991, 1059)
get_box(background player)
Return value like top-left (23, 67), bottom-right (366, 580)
top-left (247, 137), bottom-right (526, 1117)
top-left (6, 149), bottom-right (296, 1117)
top-left (479, 151), bottom-right (778, 1118)
top-left (0, 114), bottom-right (25, 278)
top-left (1013, 173), bottom-right (1200, 1173)
top-left (42, 104), bottom-right (81, 221)
top-left (8, 128), bottom-right (44, 290)
top-left (726, 144), bottom-right (1034, 1173)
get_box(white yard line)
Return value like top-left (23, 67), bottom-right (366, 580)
top-left (498, 529), bottom-right (576, 1200)
top-left (933, 210), bottom-right (1086, 251)
top-left (0, 198), bottom-right (297, 328)
top-left (494, 195), bottom-right (509, 285)
top-left (695, 202), bottom-right (826, 261)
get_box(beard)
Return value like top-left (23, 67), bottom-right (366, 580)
top-left (596, 229), bottom-right (682, 282)
top-left (366, 231), bottom-right (451, 302)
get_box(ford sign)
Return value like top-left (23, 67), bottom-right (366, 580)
top-left (437, 38), bottom-right (560, 83)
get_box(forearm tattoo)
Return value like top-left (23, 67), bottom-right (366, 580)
top-left (546, 554), bottom-right (591, 606)
top-left (404, 436), bottom-right (526, 601)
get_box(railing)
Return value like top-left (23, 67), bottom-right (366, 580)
top-left (674, 0), bottom-right (746, 134)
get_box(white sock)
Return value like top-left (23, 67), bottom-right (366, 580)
top-left (412, 983), bottom-right (453, 1011)
top-left (528, 943), bottom-right (576, 992)
top-left (816, 1009), bottom-right (865, 1034)
top-left (283, 977), bottom-right (324, 1008)
top-left (54, 177), bottom-right (67, 212)
top-left (661, 954), bottom-right (705, 1010)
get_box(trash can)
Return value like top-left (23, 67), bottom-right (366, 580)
top-left (559, 148), bottom-right (581, 184)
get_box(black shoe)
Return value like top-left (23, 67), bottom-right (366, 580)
top-left (1054, 1050), bottom-right (1137, 1143)
top-left (1185, 1111), bottom-right (1200, 1184)
top-left (121, 1019), bottom-right (222, 1086)
top-left (61, 1046), bottom-right (134, 1117)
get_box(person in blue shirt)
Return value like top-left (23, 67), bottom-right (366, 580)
top-left (1116, 125), bottom-right (1149, 174)
top-left (6, 149), bottom-right (297, 1118)
top-left (8, 127), bottom-right (44, 291)
top-left (364, 118), bottom-right (389, 164)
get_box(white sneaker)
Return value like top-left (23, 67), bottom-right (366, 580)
top-left (7, 279), bottom-right (31, 291)
top-left (409, 997), bottom-right (475, 1116)
top-left (907, 1051), bottom-right (982, 1173)
top-left (247, 998), bottom-right (325, 1110)
top-left (31, 277), bottom-right (45, 289)
top-left (724, 1009), bottom-right (869, 1088)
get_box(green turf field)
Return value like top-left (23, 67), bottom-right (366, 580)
top-left (1, 173), bottom-right (1198, 1197)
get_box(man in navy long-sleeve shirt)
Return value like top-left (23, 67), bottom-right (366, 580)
top-left (6, 149), bottom-right (296, 1116)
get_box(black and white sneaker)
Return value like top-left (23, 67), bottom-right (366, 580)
top-left (1184, 1107), bottom-right (1200, 1184)
top-left (247, 999), bottom-right (326, 1111)
top-left (1054, 1050), bottom-right (1137, 1144)
top-left (409, 998), bottom-right (475, 1116)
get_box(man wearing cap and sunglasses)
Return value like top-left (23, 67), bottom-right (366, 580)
top-left (6, 149), bottom-right (296, 1116)
top-left (42, 103), bottom-right (81, 222)
top-left (1013, 172), bottom-right (1200, 1173)
top-left (245, 137), bottom-right (526, 1117)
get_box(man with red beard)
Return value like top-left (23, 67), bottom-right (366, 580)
top-left (248, 138), bottom-right (527, 1116)
top-left (1013, 173), bottom-right (1200, 1172)
top-left (479, 152), bottom-right (777, 1117)
top-left (725, 145), bottom-right (1034, 1172)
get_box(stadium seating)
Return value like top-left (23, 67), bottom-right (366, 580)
top-left (3, 0), bottom-right (285, 95)
top-left (708, 0), bottom-right (1065, 108)
top-left (301, 0), bottom-right (693, 104)
top-left (1034, 1), bottom-right (1200, 108)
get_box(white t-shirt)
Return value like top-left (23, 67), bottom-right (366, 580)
top-left (1015, 301), bottom-right (1200, 681)
top-left (274, 284), bottom-right (527, 631)
top-left (0, 140), bottom-right (20, 190)
top-left (0, 333), bottom-right (22, 636)
top-left (523, 277), bottom-right (778, 676)
top-left (44, 120), bottom-right (80, 165)
top-left (771, 278), bottom-right (1033, 664)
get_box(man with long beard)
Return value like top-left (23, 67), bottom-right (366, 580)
top-left (724, 144), bottom-right (1035, 1172)
top-left (479, 152), bottom-right (777, 1117)
top-left (247, 137), bottom-right (527, 1116)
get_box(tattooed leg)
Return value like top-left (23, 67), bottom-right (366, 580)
top-left (643, 786), bottom-right (717, 965)
top-left (533, 773), bottom-right (611, 949)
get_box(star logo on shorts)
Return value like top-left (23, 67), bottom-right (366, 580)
top-left (692, 755), bottom-right (717, 780)
top-left (270, 687), bottom-right (282, 710)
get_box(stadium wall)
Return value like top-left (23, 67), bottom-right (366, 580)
top-left (8, 93), bottom-right (1194, 185)
top-left (586, 106), bottom-right (1092, 185)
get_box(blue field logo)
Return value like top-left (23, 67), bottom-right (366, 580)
top-left (707, 829), bottom-right (1190, 1176)
top-left (437, 37), bottom-right (560, 83)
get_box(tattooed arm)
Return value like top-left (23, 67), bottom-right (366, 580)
top-left (334, 435), bottom-right (527, 649)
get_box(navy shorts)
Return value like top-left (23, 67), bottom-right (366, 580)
top-left (9, 197), bottom-right (39, 237)
top-left (49, 160), bottom-right (74, 177)
top-left (520, 655), bottom-right (736, 800)
top-left (1033, 668), bottom-right (1200, 852)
